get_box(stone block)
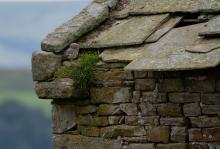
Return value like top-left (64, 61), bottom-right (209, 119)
top-left (122, 136), bottom-right (147, 143)
top-left (157, 103), bottom-right (182, 117)
top-left (125, 116), bottom-right (159, 126)
top-left (135, 79), bottom-right (156, 91)
top-left (120, 103), bottom-right (138, 116)
top-left (142, 92), bottom-right (166, 103)
top-left (158, 79), bottom-right (184, 92)
top-left (190, 116), bottom-right (220, 128)
top-left (35, 78), bottom-right (75, 99)
top-left (134, 71), bottom-right (148, 79)
top-left (140, 103), bottom-right (157, 116)
top-left (189, 128), bottom-right (220, 142)
top-left (32, 50), bottom-right (62, 81)
top-left (100, 125), bottom-right (146, 138)
top-left (52, 104), bottom-right (76, 133)
top-left (160, 117), bottom-right (186, 126)
top-left (91, 87), bottom-right (131, 104)
top-left (201, 105), bottom-right (220, 115)
top-left (188, 143), bottom-right (209, 149)
top-left (77, 115), bottom-right (108, 126)
top-left (185, 79), bottom-right (215, 92)
top-left (171, 127), bottom-right (187, 143)
top-left (108, 116), bottom-right (124, 125)
top-left (201, 93), bottom-right (220, 105)
top-left (98, 104), bottom-right (122, 115)
top-left (76, 105), bottom-right (98, 114)
top-left (132, 91), bottom-right (140, 103)
top-left (78, 125), bottom-right (100, 137)
top-left (156, 143), bottom-right (186, 149)
top-left (183, 103), bottom-right (201, 117)
top-left (147, 126), bottom-right (170, 143)
top-left (128, 143), bottom-right (155, 149)
top-left (168, 93), bottom-right (200, 103)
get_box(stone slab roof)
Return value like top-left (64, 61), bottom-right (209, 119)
top-left (39, 0), bottom-right (220, 71)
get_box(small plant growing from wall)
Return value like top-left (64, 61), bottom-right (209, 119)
top-left (54, 52), bottom-right (99, 98)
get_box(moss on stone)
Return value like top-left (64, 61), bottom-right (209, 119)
top-left (54, 52), bottom-right (100, 97)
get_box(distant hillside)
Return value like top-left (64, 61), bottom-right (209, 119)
top-left (0, 69), bottom-right (51, 116)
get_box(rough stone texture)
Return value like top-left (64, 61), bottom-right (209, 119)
top-left (125, 116), bottom-right (159, 126)
top-left (78, 125), bottom-right (100, 137)
top-left (98, 104), bottom-right (122, 115)
top-left (63, 43), bottom-right (79, 60)
top-left (77, 115), bottom-right (109, 126)
top-left (32, 50), bottom-right (62, 81)
top-left (90, 87), bottom-right (131, 104)
top-left (128, 143), bottom-right (155, 149)
top-left (100, 125), bottom-right (146, 138)
top-left (158, 79), bottom-right (184, 92)
top-left (201, 105), bottom-right (220, 115)
top-left (120, 103), bottom-right (138, 116)
top-left (157, 103), bottom-right (182, 117)
top-left (140, 103), bottom-right (157, 116)
top-left (168, 93), bottom-right (200, 103)
top-left (76, 105), bottom-right (98, 114)
top-left (141, 92), bottom-right (166, 103)
top-left (189, 128), bottom-right (220, 142)
top-left (156, 143), bottom-right (186, 149)
top-left (35, 78), bottom-right (75, 99)
top-left (188, 143), bottom-right (209, 149)
top-left (41, 2), bottom-right (109, 52)
top-left (183, 103), bottom-right (201, 117)
top-left (201, 93), bottom-right (220, 105)
top-left (108, 116), bottom-right (123, 125)
top-left (147, 126), bottom-right (170, 143)
top-left (185, 79), bottom-right (215, 92)
top-left (132, 91), bottom-right (140, 103)
top-left (217, 80), bottom-right (220, 91)
top-left (160, 118), bottom-right (186, 126)
top-left (190, 116), bottom-right (220, 128)
top-left (52, 104), bottom-right (76, 133)
top-left (135, 79), bottom-right (156, 91)
top-left (80, 14), bottom-right (169, 48)
top-left (171, 127), bottom-right (187, 143)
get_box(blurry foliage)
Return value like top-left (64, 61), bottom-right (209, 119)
top-left (55, 52), bottom-right (99, 97)
top-left (0, 101), bottom-right (52, 149)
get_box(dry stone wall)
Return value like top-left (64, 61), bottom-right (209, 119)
top-left (51, 62), bottom-right (220, 149)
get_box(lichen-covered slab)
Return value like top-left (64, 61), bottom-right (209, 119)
top-left (41, 2), bottom-right (109, 53)
top-left (79, 14), bottom-right (169, 48)
top-left (125, 23), bottom-right (220, 71)
top-left (145, 16), bottom-right (183, 43)
top-left (100, 47), bottom-right (145, 62)
top-left (199, 15), bottom-right (220, 37)
top-left (186, 43), bottom-right (220, 53)
top-left (120, 0), bottom-right (220, 15)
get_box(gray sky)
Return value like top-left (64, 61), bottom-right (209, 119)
top-left (0, 1), bottom-right (90, 69)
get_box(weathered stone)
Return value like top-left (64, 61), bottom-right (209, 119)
top-left (128, 143), bottom-right (155, 149)
top-left (189, 128), bottom-right (220, 142)
top-left (120, 103), bottom-right (138, 116)
top-left (76, 105), bottom-right (98, 114)
top-left (63, 43), bottom-right (79, 60)
top-left (32, 50), bottom-right (62, 81)
top-left (134, 71), bottom-right (148, 79)
top-left (76, 115), bottom-right (108, 126)
top-left (142, 92), bottom-right (166, 103)
top-left (147, 126), bottom-right (170, 143)
top-left (190, 116), bottom-right (220, 128)
top-left (160, 117), bottom-right (186, 126)
top-left (98, 104), bottom-right (122, 115)
top-left (108, 116), bottom-right (123, 125)
top-left (140, 103), bottom-right (157, 116)
top-left (53, 134), bottom-right (121, 149)
top-left (169, 93), bottom-right (200, 103)
top-left (158, 79), bottom-right (184, 92)
top-left (52, 104), bottom-right (76, 133)
top-left (100, 125), bottom-right (146, 138)
top-left (96, 61), bottom-right (128, 69)
top-left (156, 143), bottom-right (186, 149)
top-left (78, 125), bottom-right (100, 137)
top-left (125, 116), bottom-right (159, 126)
top-left (42, 2), bottom-right (109, 52)
top-left (186, 42), bottom-right (220, 53)
top-left (185, 79), bottom-right (215, 92)
top-left (171, 127), bottom-right (187, 143)
top-left (35, 78), bottom-right (75, 99)
top-left (217, 80), bottom-right (220, 91)
top-left (157, 103), bottom-right (182, 117)
top-left (201, 93), bottom-right (220, 105)
top-left (183, 103), bottom-right (201, 117)
top-left (145, 16), bottom-right (183, 43)
top-left (90, 87), bottom-right (131, 104)
top-left (80, 14), bottom-right (169, 48)
top-left (125, 23), bottom-right (220, 71)
top-left (188, 143), bottom-right (209, 149)
top-left (94, 0), bottom-right (118, 8)
top-left (135, 79), bottom-right (156, 91)
top-left (132, 91), bottom-right (140, 103)
top-left (122, 136), bottom-right (147, 143)
top-left (201, 105), bottom-right (220, 115)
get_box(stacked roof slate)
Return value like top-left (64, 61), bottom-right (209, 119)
top-left (39, 0), bottom-right (220, 72)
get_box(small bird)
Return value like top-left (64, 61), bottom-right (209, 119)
top-left (64, 43), bottom-right (80, 61)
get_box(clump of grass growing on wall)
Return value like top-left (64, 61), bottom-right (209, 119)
top-left (54, 52), bottom-right (99, 97)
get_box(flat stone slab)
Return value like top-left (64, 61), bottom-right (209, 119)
top-left (186, 42), bottom-right (220, 53)
top-left (145, 16), bottom-right (183, 43)
top-left (117, 0), bottom-right (220, 17)
top-left (125, 23), bottom-right (220, 71)
top-left (79, 14), bottom-right (169, 48)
